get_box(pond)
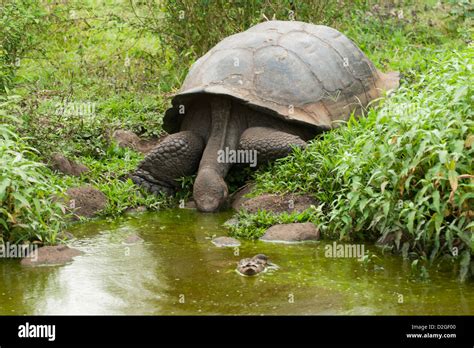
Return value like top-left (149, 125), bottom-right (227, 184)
top-left (0, 209), bottom-right (472, 315)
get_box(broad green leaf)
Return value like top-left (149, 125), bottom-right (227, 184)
top-left (407, 211), bottom-right (416, 234)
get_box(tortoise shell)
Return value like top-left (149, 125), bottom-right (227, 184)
top-left (163, 20), bottom-right (399, 133)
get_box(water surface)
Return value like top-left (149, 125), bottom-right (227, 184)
top-left (0, 209), bottom-right (472, 315)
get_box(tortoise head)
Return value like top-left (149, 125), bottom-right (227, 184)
top-left (237, 254), bottom-right (269, 276)
top-left (193, 168), bottom-right (228, 212)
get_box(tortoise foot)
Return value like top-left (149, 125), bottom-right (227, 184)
top-left (132, 131), bottom-right (204, 197)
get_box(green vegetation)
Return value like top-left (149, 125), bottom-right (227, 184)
top-left (0, 1), bottom-right (48, 91)
top-left (144, 0), bottom-right (356, 70)
top-left (0, 98), bottom-right (64, 244)
top-left (228, 208), bottom-right (320, 240)
top-left (0, 0), bottom-right (472, 279)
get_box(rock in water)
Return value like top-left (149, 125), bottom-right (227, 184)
top-left (21, 245), bottom-right (83, 266)
top-left (211, 236), bottom-right (240, 248)
top-left (123, 234), bottom-right (144, 245)
top-left (260, 223), bottom-right (320, 242)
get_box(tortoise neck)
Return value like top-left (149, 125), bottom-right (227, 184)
top-left (193, 97), bottom-right (246, 212)
top-left (197, 97), bottom-right (246, 176)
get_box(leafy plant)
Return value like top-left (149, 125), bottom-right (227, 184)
top-left (0, 111), bottom-right (65, 244)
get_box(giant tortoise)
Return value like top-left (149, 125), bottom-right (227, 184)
top-left (132, 20), bottom-right (399, 212)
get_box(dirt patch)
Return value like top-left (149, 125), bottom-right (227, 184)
top-left (65, 185), bottom-right (107, 218)
top-left (21, 245), bottom-right (83, 266)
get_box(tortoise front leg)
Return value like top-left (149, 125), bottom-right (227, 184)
top-left (238, 127), bottom-right (306, 165)
top-left (131, 131), bottom-right (204, 196)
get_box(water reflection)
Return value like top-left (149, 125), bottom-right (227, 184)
top-left (33, 227), bottom-right (165, 314)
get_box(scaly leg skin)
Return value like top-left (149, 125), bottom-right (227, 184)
top-left (131, 131), bottom-right (204, 196)
top-left (238, 127), bottom-right (306, 165)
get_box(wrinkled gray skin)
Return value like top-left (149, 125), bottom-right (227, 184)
top-left (132, 96), bottom-right (318, 212)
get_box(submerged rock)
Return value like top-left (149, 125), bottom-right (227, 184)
top-left (65, 185), bottom-right (107, 218)
top-left (50, 153), bottom-right (89, 176)
top-left (21, 245), bottom-right (83, 266)
top-left (123, 234), bottom-right (144, 245)
top-left (236, 193), bottom-right (318, 214)
top-left (260, 223), bottom-right (320, 242)
top-left (211, 236), bottom-right (240, 248)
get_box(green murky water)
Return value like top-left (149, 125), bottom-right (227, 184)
top-left (0, 209), bottom-right (472, 315)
